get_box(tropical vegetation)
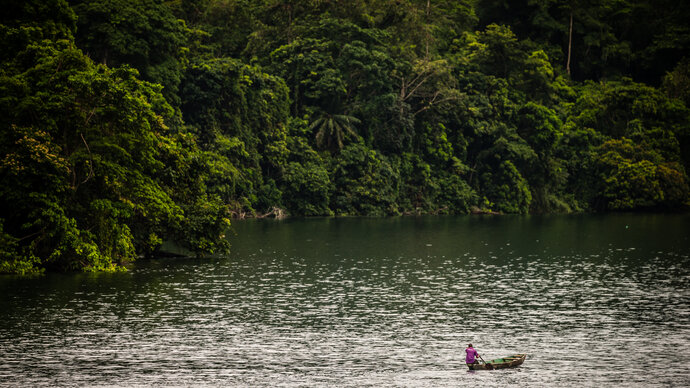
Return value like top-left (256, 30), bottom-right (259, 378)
top-left (1, 0), bottom-right (688, 273)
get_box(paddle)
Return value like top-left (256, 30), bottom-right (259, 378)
top-left (478, 354), bottom-right (494, 370)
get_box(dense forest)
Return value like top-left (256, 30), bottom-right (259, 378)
top-left (1, 0), bottom-right (689, 273)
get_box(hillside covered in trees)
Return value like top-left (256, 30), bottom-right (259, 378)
top-left (1, 0), bottom-right (689, 273)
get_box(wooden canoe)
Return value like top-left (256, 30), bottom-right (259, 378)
top-left (467, 354), bottom-right (526, 370)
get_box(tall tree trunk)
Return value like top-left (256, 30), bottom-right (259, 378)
top-left (566, 11), bottom-right (573, 75)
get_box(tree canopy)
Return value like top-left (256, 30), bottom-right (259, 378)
top-left (1, 0), bottom-right (689, 273)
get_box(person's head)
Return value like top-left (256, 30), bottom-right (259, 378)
top-left (468, 343), bottom-right (473, 348)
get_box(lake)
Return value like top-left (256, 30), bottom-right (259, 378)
top-left (1, 214), bottom-right (689, 387)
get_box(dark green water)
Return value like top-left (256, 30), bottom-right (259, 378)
top-left (1, 214), bottom-right (689, 386)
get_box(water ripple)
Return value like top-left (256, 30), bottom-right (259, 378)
top-left (1, 215), bottom-right (689, 387)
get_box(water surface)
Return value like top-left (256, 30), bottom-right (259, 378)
top-left (1, 214), bottom-right (689, 386)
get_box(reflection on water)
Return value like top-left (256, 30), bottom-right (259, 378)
top-left (1, 214), bottom-right (689, 387)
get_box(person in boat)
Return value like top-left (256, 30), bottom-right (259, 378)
top-left (465, 343), bottom-right (480, 365)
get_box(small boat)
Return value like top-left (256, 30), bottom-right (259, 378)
top-left (467, 354), bottom-right (526, 370)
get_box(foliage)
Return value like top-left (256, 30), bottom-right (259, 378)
top-left (179, 56), bottom-right (291, 216)
top-left (480, 159), bottom-right (533, 214)
top-left (331, 144), bottom-right (400, 216)
top-left (0, 17), bottom-right (227, 273)
top-left (1, 0), bottom-right (689, 273)
top-left (69, 0), bottom-right (187, 104)
top-left (311, 113), bottom-right (361, 152)
top-left (475, 0), bottom-right (690, 83)
top-left (593, 139), bottom-right (689, 210)
top-left (282, 161), bottom-right (332, 216)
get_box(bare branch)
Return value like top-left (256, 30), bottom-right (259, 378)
top-left (403, 72), bottom-right (434, 101)
top-left (80, 133), bottom-right (95, 185)
top-left (413, 92), bottom-right (462, 116)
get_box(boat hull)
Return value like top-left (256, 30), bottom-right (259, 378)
top-left (467, 354), bottom-right (526, 370)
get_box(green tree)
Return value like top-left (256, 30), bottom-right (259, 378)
top-left (310, 112), bottom-right (361, 152)
top-left (515, 102), bottom-right (566, 211)
top-left (0, 0), bottom-right (77, 62)
top-left (331, 144), bottom-right (400, 215)
top-left (479, 160), bottom-right (533, 214)
top-left (663, 58), bottom-right (690, 107)
top-left (180, 56), bottom-right (292, 215)
top-left (593, 138), bottom-right (689, 210)
top-left (69, 0), bottom-right (187, 104)
top-left (0, 27), bottom-right (228, 273)
top-left (466, 23), bottom-right (524, 80)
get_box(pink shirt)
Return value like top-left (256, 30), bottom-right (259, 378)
top-left (465, 347), bottom-right (478, 363)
